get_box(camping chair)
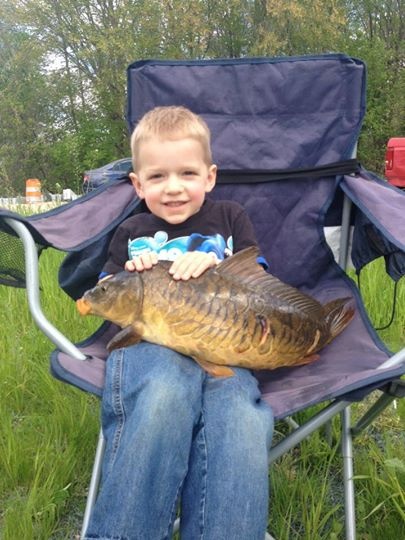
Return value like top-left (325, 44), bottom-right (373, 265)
top-left (1, 54), bottom-right (404, 540)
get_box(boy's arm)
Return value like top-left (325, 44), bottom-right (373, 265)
top-left (233, 206), bottom-right (269, 269)
top-left (232, 206), bottom-right (258, 253)
top-left (102, 226), bottom-right (132, 275)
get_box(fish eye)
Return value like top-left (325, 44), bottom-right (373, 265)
top-left (100, 285), bottom-right (107, 292)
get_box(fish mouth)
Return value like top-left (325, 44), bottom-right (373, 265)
top-left (76, 297), bottom-right (92, 316)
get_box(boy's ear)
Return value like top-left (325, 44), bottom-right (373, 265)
top-left (129, 172), bottom-right (144, 199)
top-left (205, 164), bottom-right (217, 193)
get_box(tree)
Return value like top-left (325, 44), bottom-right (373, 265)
top-left (0, 22), bottom-right (53, 194)
top-left (0, 0), bottom-right (402, 193)
top-left (343, 0), bottom-right (404, 171)
top-left (10, 0), bottom-right (165, 156)
top-left (249, 0), bottom-right (347, 56)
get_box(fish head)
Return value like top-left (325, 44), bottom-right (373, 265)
top-left (76, 271), bottom-right (144, 327)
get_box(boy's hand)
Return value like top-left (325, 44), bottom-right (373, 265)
top-left (169, 252), bottom-right (218, 281)
top-left (125, 252), bottom-right (159, 272)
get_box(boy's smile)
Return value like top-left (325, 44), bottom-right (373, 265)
top-left (129, 137), bottom-right (217, 224)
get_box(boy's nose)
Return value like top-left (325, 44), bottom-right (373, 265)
top-left (165, 174), bottom-right (183, 192)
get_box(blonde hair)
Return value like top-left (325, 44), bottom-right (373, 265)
top-left (130, 106), bottom-right (212, 169)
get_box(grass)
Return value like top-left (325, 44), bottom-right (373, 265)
top-left (0, 246), bottom-right (404, 539)
top-left (0, 248), bottom-right (99, 539)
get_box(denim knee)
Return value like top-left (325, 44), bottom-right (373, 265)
top-left (104, 344), bottom-right (204, 431)
top-left (203, 368), bottom-right (274, 451)
top-left (133, 374), bottom-right (202, 429)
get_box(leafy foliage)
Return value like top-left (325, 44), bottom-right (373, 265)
top-left (0, 0), bottom-right (403, 194)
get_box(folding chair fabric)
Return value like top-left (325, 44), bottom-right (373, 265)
top-left (1, 54), bottom-right (404, 423)
top-left (126, 54), bottom-right (366, 170)
top-left (50, 170), bottom-right (405, 419)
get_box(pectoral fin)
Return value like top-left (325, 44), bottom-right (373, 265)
top-left (107, 324), bottom-right (143, 351)
top-left (294, 353), bottom-right (320, 366)
top-left (192, 356), bottom-right (234, 378)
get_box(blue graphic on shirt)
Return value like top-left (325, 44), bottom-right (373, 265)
top-left (128, 232), bottom-right (233, 262)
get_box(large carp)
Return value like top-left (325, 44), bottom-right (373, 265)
top-left (76, 246), bottom-right (354, 377)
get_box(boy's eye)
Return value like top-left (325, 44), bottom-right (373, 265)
top-left (149, 173), bottom-right (164, 180)
top-left (183, 170), bottom-right (197, 177)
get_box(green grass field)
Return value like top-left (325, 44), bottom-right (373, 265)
top-left (0, 248), bottom-right (404, 539)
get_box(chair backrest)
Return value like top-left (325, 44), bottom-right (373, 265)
top-left (127, 54), bottom-right (366, 170)
top-left (125, 54), bottom-right (405, 416)
top-left (125, 54), bottom-right (366, 288)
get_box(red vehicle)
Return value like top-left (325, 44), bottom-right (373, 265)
top-left (385, 137), bottom-right (405, 188)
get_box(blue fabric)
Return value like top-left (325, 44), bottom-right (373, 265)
top-left (84, 343), bottom-right (273, 540)
top-left (127, 54), bottom-right (366, 170)
top-left (341, 169), bottom-right (405, 281)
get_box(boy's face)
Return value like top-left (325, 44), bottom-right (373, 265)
top-left (129, 137), bottom-right (216, 225)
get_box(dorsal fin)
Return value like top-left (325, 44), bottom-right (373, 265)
top-left (215, 247), bottom-right (324, 317)
top-left (214, 246), bottom-right (261, 280)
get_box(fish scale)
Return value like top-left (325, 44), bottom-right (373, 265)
top-left (76, 247), bottom-right (355, 377)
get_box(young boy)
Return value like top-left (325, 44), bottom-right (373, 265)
top-left (84, 106), bottom-right (274, 540)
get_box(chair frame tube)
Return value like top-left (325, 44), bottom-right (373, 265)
top-left (339, 194), bottom-right (357, 540)
top-left (81, 431), bottom-right (106, 538)
top-left (4, 218), bottom-right (86, 361)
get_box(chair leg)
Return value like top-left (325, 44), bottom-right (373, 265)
top-left (341, 407), bottom-right (356, 540)
top-left (81, 429), bottom-right (106, 539)
top-left (351, 392), bottom-right (396, 437)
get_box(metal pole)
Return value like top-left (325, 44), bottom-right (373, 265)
top-left (268, 400), bottom-right (350, 464)
top-left (4, 218), bottom-right (86, 360)
top-left (80, 430), bottom-right (106, 538)
top-left (341, 407), bottom-right (356, 540)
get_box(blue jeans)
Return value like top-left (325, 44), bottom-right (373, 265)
top-left (84, 343), bottom-right (274, 540)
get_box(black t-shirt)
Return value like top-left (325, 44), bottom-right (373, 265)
top-left (102, 198), bottom-right (258, 275)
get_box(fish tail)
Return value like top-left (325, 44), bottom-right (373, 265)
top-left (324, 297), bottom-right (355, 342)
